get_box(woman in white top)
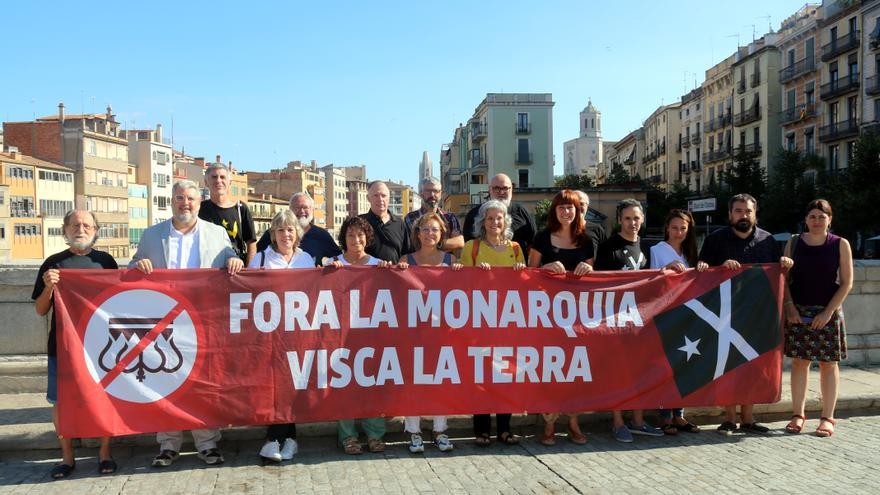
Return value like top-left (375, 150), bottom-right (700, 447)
top-left (649, 209), bottom-right (708, 435)
top-left (249, 210), bottom-right (311, 462)
top-left (397, 212), bottom-right (461, 453)
top-left (324, 216), bottom-right (392, 454)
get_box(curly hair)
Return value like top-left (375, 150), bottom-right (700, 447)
top-left (473, 200), bottom-right (513, 242)
top-left (338, 216), bottom-right (374, 252)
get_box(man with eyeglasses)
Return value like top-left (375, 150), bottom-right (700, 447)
top-left (404, 177), bottom-right (463, 253)
top-left (33, 209), bottom-right (119, 479)
top-left (255, 192), bottom-right (341, 265)
top-left (130, 179), bottom-right (243, 468)
top-left (463, 173), bottom-right (537, 254)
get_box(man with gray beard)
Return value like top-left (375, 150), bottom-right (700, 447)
top-left (130, 180), bottom-right (243, 468)
top-left (33, 210), bottom-right (119, 478)
top-left (255, 192), bottom-right (341, 265)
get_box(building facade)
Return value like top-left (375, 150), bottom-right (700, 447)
top-left (702, 53), bottom-right (737, 190)
top-left (679, 88), bottom-right (704, 191)
top-left (35, 160), bottom-right (75, 257)
top-left (122, 125), bottom-right (173, 226)
top-left (733, 36), bottom-right (784, 175)
top-left (0, 151), bottom-right (41, 259)
top-left (320, 165), bottom-right (349, 236)
top-left (563, 100), bottom-right (603, 178)
top-left (247, 160), bottom-right (326, 228)
top-left (779, 5), bottom-right (823, 156)
top-left (643, 103), bottom-right (682, 190)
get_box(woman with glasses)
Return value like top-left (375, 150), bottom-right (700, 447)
top-left (249, 210), bottom-right (313, 463)
top-left (397, 212), bottom-right (462, 453)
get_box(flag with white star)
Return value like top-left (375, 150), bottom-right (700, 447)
top-left (653, 266), bottom-right (781, 398)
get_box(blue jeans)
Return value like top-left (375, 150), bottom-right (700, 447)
top-left (46, 356), bottom-right (57, 404)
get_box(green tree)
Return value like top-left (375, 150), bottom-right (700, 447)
top-left (824, 130), bottom-right (880, 243)
top-left (606, 163), bottom-right (633, 185)
top-left (555, 173), bottom-right (595, 189)
top-left (723, 148), bottom-right (767, 200)
top-left (534, 198), bottom-right (552, 231)
top-left (761, 149), bottom-right (820, 233)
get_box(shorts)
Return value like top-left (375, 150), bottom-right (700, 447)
top-left (46, 356), bottom-right (57, 404)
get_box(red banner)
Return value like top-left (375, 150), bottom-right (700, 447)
top-left (54, 265), bottom-right (784, 438)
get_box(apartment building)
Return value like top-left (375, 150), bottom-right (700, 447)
top-left (4, 104), bottom-right (130, 258)
top-left (248, 193), bottom-right (288, 239)
top-left (778, 5), bottom-right (823, 155)
top-left (862, 0), bottom-right (880, 134)
top-left (122, 125), bottom-right (173, 226)
top-left (35, 160), bottom-right (75, 257)
top-left (342, 165), bottom-right (369, 218)
top-left (384, 180), bottom-right (420, 217)
top-left (319, 165), bottom-right (349, 236)
top-left (0, 151), bottom-right (42, 259)
top-left (679, 88), bottom-right (704, 191)
top-left (0, 183), bottom-right (9, 261)
top-left (439, 125), bottom-right (470, 216)
top-left (643, 103), bottom-right (682, 190)
top-left (818, 0), bottom-right (862, 172)
top-left (247, 161), bottom-right (326, 228)
top-left (733, 35), bottom-right (783, 175)
top-left (701, 53), bottom-right (736, 189)
top-left (127, 174), bottom-right (148, 252)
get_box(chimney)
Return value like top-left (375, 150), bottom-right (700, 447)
top-left (228, 160), bottom-right (234, 172)
top-left (106, 105), bottom-right (113, 121)
top-left (58, 102), bottom-right (65, 122)
top-left (216, 154), bottom-right (222, 165)
top-left (155, 123), bottom-right (163, 142)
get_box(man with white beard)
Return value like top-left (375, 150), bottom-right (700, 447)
top-left (463, 173), bottom-right (537, 254)
top-left (130, 179), bottom-right (243, 468)
top-left (33, 209), bottom-right (120, 479)
top-left (255, 192), bottom-right (341, 266)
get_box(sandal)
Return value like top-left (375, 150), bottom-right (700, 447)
top-left (474, 433), bottom-right (492, 447)
top-left (661, 423), bottom-right (679, 435)
top-left (367, 438), bottom-right (385, 453)
top-left (98, 459), bottom-right (118, 475)
top-left (674, 421), bottom-right (701, 433)
top-left (785, 414), bottom-right (806, 434)
top-left (567, 429), bottom-right (587, 445)
top-left (50, 462), bottom-right (75, 480)
top-left (342, 436), bottom-right (362, 455)
top-left (539, 432), bottom-right (556, 446)
top-left (815, 417), bottom-right (836, 438)
top-left (498, 432), bottom-right (520, 445)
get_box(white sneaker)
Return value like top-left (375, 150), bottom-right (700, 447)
top-left (260, 440), bottom-right (282, 462)
top-left (434, 433), bottom-right (454, 452)
top-left (280, 438), bottom-right (299, 460)
top-left (408, 433), bottom-right (425, 453)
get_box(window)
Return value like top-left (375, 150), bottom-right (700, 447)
top-left (517, 169), bottom-right (529, 188)
top-left (516, 113), bottom-right (529, 133)
top-left (10, 196), bottom-right (36, 217)
top-left (829, 144), bottom-right (839, 170)
top-left (39, 199), bottom-right (73, 218)
top-left (786, 133), bottom-right (796, 151)
top-left (47, 227), bottom-right (63, 237)
top-left (805, 82), bottom-right (815, 105)
top-left (5, 166), bottom-right (34, 180)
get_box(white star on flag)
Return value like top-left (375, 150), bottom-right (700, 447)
top-left (678, 336), bottom-right (701, 361)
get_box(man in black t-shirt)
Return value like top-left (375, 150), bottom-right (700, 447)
top-left (33, 210), bottom-right (118, 478)
top-left (594, 199), bottom-right (663, 443)
top-left (198, 162), bottom-right (256, 264)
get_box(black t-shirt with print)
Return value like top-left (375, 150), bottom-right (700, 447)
top-left (32, 249), bottom-right (118, 357)
top-left (198, 200), bottom-right (256, 261)
top-left (594, 234), bottom-right (648, 271)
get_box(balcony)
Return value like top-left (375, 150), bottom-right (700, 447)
top-left (470, 153), bottom-right (487, 168)
top-left (821, 31), bottom-right (860, 62)
top-left (704, 148), bottom-right (732, 163)
top-left (866, 76), bottom-right (880, 96)
top-left (707, 119), bottom-right (716, 131)
top-left (691, 160), bottom-right (701, 172)
top-left (691, 133), bottom-right (701, 145)
top-left (779, 57), bottom-right (817, 83)
top-left (716, 113), bottom-right (732, 128)
top-left (751, 72), bottom-right (761, 88)
top-left (645, 151), bottom-right (656, 162)
top-left (819, 118), bottom-right (860, 142)
top-left (682, 135), bottom-right (691, 148)
top-left (515, 152), bottom-right (533, 164)
top-left (734, 105), bottom-right (761, 127)
top-left (515, 123), bottom-right (531, 135)
top-left (649, 175), bottom-right (662, 184)
top-left (737, 79), bottom-right (746, 94)
top-left (820, 73), bottom-right (860, 100)
top-left (779, 103), bottom-right (818, 125)
top-left (739, 142), bottom-right (762, 155)
top-left (470, 123), bottom-right (487, 142)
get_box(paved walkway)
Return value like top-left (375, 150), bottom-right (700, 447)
top-left (0, 414), bottom-right (878, 494)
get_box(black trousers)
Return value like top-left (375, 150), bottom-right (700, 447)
top-left (473, 414), bottom-right (512, 437)
top-left (266, 423), bottom-right (297, 442)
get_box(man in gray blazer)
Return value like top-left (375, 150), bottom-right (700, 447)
top-left (129, 179), bottom-right (243, 467)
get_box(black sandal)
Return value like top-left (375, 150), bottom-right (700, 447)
top-left (474, 433), bottom-right (492, 447)
top-left (50, 462), bottom-right (75, 480)
top-left (675, 421), bottom-right (701, 433)
top-left (661, 423), bottom-right (679, 435)
top-left (98, 459), bottom-right (118, 475)
top-left (498, 432), bottom-right (520, 445)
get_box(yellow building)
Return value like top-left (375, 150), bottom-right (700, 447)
top-left (642, 103), bottom-right (681, 190)
top-left (0, 184), bottom-right (9, 261)
top-left (0, 151), bottom-right (41, 260)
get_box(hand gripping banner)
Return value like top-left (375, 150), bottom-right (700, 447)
top-left (53, 264), bottom-right (784, 437)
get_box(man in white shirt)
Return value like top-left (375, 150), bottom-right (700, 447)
top-left (130, 179), bottom-right (243, 467)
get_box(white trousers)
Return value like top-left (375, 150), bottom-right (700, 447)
top-left (157, 429), bottom-right (221, 453)
top-left (404, 416), bottom-right (448, 434)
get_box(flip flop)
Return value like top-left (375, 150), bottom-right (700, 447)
top-left (98, 459), bottom-right (118, 475)
top-left (50, 462), bottom-right (75, 480)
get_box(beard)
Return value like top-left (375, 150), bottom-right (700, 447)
top-left (732, 219), bottom-right (754, 233)
top-left (297, 214), bottom-right (313, 229)
top-left (65, 235), bottom-right (94, 251)
top-left (174, 212), bottom-right (195, 224)
top-left (493, 197), bottom-right (511, 208)
top-left (422, 198), bottom-right (438, 209)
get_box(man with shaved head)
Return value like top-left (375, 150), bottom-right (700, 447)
top-left (463, 173), bottom-right (536, 254)
top-left (359, 180), bottom-right (410, 263)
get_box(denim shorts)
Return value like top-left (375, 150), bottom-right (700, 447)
top-left (46, 356), bottom-right (57, 405)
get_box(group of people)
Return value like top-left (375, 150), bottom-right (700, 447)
top-left (33, 166), bottom-right (852, 479)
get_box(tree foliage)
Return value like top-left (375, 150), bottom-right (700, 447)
top-left (534, 199), bottom-right (552, 231)
top-left (555, 173), bottom-right (595, 190)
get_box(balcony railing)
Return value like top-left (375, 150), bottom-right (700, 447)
top-left (649, 175), bottom-right (662, 184)
top-left (739, 142), bottom-right (762, 155)
top-left (779, 57), bottom-right (817, 83)
top-left (734, 105), bottom-right (761, 126)
top-left (691, 133), bottom-right (701, 145)
top-left (515, 123), bottom-right (531, 134)
top-left (691, 160), bottom-right (701, 171)
top-left (737, 79), bottom-right (746, 94)
top-left (819, 118), bottom-right (860, 142)
top-left (821, 31), bottom-right (860, 62)
top-left (470, 123), bottom-right (487, 142)
top-left (515, 152), bottom-right (533, 164)
top-left (470, 153), bottom-right (487, 167)
top-left (645, 151), bottom-right (656, 162)
top-left (682, 135), bottom-right (691, 147)
top-left (820, 73), bottom-right (860, 100)
top-left (866, 76), bottom-right (880, 96)
top-left (704, 148), bottom-right (733, 163)
top-left (779, 103), bottom-right (818, 125)
top-left (751, 72), bottom-right (761, 88)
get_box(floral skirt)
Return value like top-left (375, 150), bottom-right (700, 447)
top-left (784, 304), bottom-right (847, 362)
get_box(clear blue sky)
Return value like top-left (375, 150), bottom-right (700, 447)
top-left (2, 1), bottom-right (808, 187)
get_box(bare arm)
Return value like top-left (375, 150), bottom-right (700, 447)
top-left (443, 235), bottom-right (464, 251)
top-left (245, 241), bottom-right (257, 266)
top-left (811, 239), bottom-right (854, 329)
top-left (34, 269), bottom-right (59, 316)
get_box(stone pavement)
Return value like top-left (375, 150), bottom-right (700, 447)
top-left (0, 413), bottom-right (878, 494)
